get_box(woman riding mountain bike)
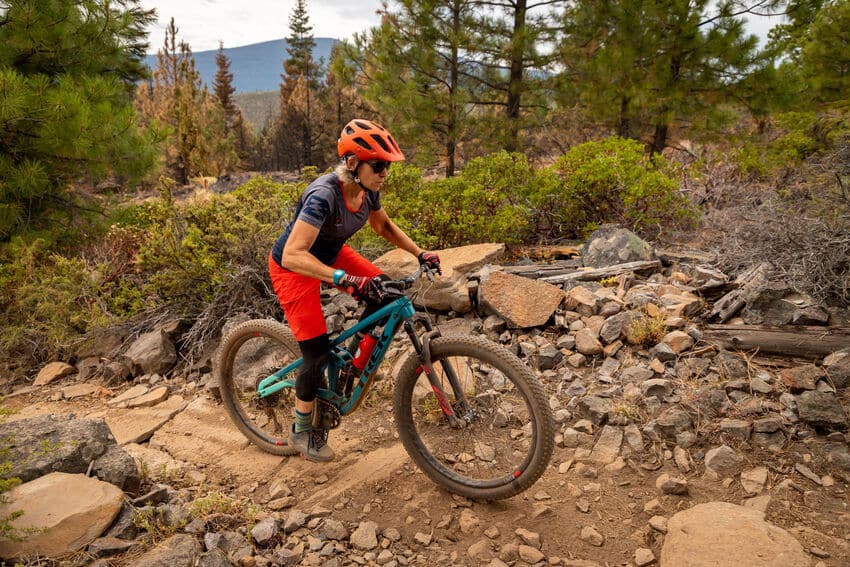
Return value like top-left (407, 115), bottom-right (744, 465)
top-left (268, 118), bottom-right (442, 462)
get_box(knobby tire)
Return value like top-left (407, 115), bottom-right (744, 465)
top-left (216, 319), bottom-right (301, 456)
top-left (393, 335), bottom-right (554, 500)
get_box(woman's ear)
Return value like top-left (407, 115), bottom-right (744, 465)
top-left (346, 155), bottom-right (359, 170)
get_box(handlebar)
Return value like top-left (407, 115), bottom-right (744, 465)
top-left (378, 264), bottom-right (435, 297)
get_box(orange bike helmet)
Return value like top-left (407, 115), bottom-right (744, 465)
top-left (337, 119), bottom-right (406, 162)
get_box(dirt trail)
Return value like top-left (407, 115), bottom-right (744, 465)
top-left (5, 378), bottom-right (850, 566)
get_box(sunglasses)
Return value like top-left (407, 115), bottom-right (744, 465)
top-left (366, 160), bottom-right (391, 174)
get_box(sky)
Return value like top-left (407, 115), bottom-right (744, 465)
top-left (140, 0), bottom-right (385, 53)
top-left (139, 0), bottom-right (784, 54)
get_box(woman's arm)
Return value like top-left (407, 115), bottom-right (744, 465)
top-left (281, 220), bottom-right (337, 283)
top-left (368, 209), bottom-right (423, 259)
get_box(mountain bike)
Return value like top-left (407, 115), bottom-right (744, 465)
top-left (216, 267), bottom-right (554, 500)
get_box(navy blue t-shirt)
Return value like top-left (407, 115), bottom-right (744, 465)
top-left (271, 172), bottom-right (382, 267)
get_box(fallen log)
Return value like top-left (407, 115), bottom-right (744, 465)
top-left (503, 259), bottom-right (583, 278)
top-left (540, 260), bottom-right (662, 284)
top-left (702, 324), bottom-right (850, 360)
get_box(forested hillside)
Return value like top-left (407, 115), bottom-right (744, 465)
top-left (0, 0), bottom-right (848, 379)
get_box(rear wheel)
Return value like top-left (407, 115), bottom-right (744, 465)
top-left (216, 319), bottom-right (300, 455)
top-left (394, 335), bottom-right (554, 500)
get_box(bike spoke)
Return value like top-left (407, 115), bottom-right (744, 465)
top-left (218, 320), bottom-right (301, 455)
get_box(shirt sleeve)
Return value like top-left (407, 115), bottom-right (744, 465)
top-left (368, 189), bottom-right (382, 211)
top-left (297, 185), bottom-right (334, 228)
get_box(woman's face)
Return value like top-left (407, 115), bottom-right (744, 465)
top-left (349, 156), bottom-right (390, 191)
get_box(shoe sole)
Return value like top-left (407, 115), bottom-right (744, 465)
top-left (299, 452), bottom-right (335, 463)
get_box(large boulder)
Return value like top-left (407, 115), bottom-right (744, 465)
top-left (660, 502), bottom-right (809, 567)
top-left (122, 330), bottom-right (178, 376)
top-left (0, 414), bottom-right (139, 491)
top-left (742, 282), bottom-right (830, 326)
top-left (581, 224), bottom-right (656, 268)
top-left (375, 243), bottom-right (505, 313)
top-left (0, 472), bottom-right (124, 561)
top-left (478, 269), bottom-right (565, 328)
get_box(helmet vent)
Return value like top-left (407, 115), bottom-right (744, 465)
top-left (370, 134), bottom-right (391, 153)
top-left (387, 135), bottom-right (401, 153)
top-left (354, 120), bottom-right (373, 130)
top-left (353, 137), bottom-right (373, 151)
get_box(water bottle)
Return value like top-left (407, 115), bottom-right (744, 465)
top-left (351, 328), bottom-right (379, 370)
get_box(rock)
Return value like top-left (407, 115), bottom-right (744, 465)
top-left (251, 516), bottom-right (279, 547)
top-left (662, 330), bottom-right (694, 354)
top-left (105, 395), bottom-right (188, 445)
top-left (0, 414), bottom-right (135, 489)
top-left (655, 473), bottom-right (689, 495)
top-left (87, 536), bottom-right (137, 558)
top-left (565, 286), bottom-right (598, 317)
top-left (321, 518), bottom-right (348, 541)
top-left (91, 444), bottom-right (141, 493)
top-left (641, 379), bottom-right (672, 400)
top-left (60, 382), bottom-right (98, 399)
top-left (796, 391), bottom-right (848, 429)
top-left (515, 527), bottom-right (541, 548)
top-left (375, 243), bottom-right (505, 312)
top-left (575, 328), bottom-right (603, 356)
top-left (590, 425), bottom-right (622, 464)
top-left (133, 533), bottom-right (202, 567)
top-left (122, 330), bottom-right (178, 377)
top-left (107, 384), bottom-right (150, 407)
top-left (823, 347), bottom-right (850, 388)
top-left (459, 509), bottom-right (480, 534)
top-left (350, 521), bottom-right (379, 551)
top-left (742, 283), bottom-right (830, 326)
top-left (780, 365), bottom-right (824, 393)
top-left (704, 445), bottom-right (743, 475)
top-left (599, 311), bottom-right (632, 345)
top-left (518, 545), bottom-right (545, 563)
top-left (660, 502), bottom-right (809, 567)
top-left (634, 547), bottom-right (655, 567)
top-left (0, 473), bottom-right (124, 560)
top-left (719, 418), bottom-right (751, 441)
top-left (478, 270), bottom-right (565, 328)
top-left (126, 385), bottom-right (170, 408)
top-left (579, 526), bottom-right (604, 546)
top-left (33, 361), bottom-right (77, 386)
top-left (467, 538), bottom-right (492, 561)
top-left (581, 225), bottom-right (656, 268)
top-left (536, 343), bottom-right (563, 371)
top-left (741, 467), bottom-right (767, 495)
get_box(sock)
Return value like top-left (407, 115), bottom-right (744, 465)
top-left (294, 409), bottom-right (312, 433)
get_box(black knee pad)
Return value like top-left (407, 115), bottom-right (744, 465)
top-left (295, 333), bottom-right (330, 402)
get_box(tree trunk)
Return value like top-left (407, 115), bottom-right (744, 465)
top-left (703, 324), bottom-right (850, 360)
top-left (505, 0), bottom-right (526, 153)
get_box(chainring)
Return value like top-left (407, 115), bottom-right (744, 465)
top-left (314, 398), bottom-right (342, 430)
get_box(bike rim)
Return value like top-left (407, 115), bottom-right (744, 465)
top-left (407, 353), bottom-right (540, 489)
top-left (224, 331), bottom-right (299, 449)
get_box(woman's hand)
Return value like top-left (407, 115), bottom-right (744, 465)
top-left (340, 274), bottom-right (386, 302)
top-left (418, 251), bottom-right (442, 275)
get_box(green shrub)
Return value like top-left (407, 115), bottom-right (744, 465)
top-left (1, 403), bottom-right (23, 541)
top-left (735, 112), bottom-right (825, 180)
top-left (533, 137), bottom-right (697, 238)
top-left (382, 152), bottom-right (548, 248)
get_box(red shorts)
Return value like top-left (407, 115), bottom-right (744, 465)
top-left (268, 245), bottom-right (383, 341)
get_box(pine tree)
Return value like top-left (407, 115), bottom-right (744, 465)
top-left (466, 0), bottom-right (561, 153)
top-left (559, 0), bottom-right (787, 153)
top-left (334, 0), bottom-right (478, 176)
top-left (136, 18), bottom-right (239, 181)
top-left (214, 42), bottom-right (239, 135)
top-left (0, 0), bottom-right (162, 237)
top-left (277, 0), bottom-right (322, 168)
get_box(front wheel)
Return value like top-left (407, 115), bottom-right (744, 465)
top-left (394, 335), bottom-right (554, 500)
top-left (216, 319), bottom-right (301, 456)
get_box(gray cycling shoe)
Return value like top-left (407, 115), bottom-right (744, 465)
top-left (289, 424), bottom-right (335, 462)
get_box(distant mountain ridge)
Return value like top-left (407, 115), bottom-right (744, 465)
top-left (143, 38), bottom-right (337, 93)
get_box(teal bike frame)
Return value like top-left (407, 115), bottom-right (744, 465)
top-left (256, 293), bottom-right (422, 416)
